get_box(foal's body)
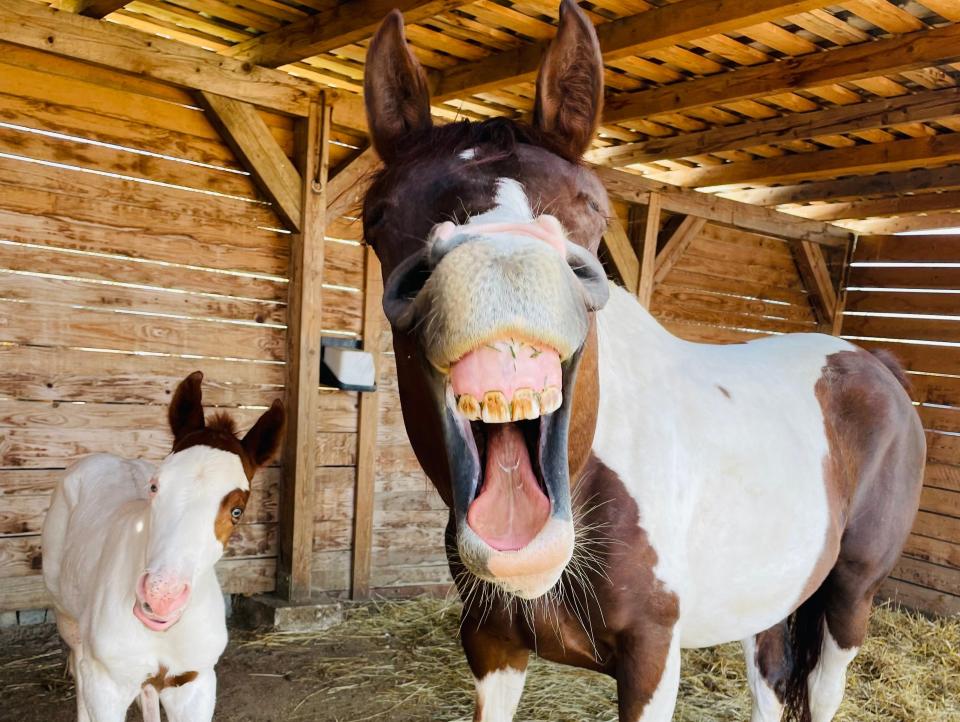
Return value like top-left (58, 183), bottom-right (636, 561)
top-left (45, 454), bottom-right (227, 721)
top-left (462, 286), bottom-right (924, 721)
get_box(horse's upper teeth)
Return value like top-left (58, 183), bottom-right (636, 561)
top-left (456, 386), bottom-right (563, 422)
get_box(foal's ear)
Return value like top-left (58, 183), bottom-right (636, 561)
top-left (241, 399), bottom-right (286, 470)
top-left (169, 371), bottom-right (206, 443)
top-left (533, 0), bottom-right (604, 162)
top-left (364, 9), bottom-right (433, 164)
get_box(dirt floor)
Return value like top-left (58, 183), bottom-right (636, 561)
top-left (1, 597), bottom-right (957, 722)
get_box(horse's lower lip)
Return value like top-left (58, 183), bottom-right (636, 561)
top-left (133, 601), bottom-right (181, 631)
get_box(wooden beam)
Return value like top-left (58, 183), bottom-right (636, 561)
top-left (0, 0), bottom-right (318, 117)
top-left (432, 0), bottom-right (832, 101)
top-left (327, 147), bottom-right (381, 221)
top-left (785, 189), bottom-right (960, 222)
top-left (723, 164), bottom-right (960, 206)
top-left (60, 0), bottom-right (129, 18)
top-left (636, 193), bottom-right (661, 307)
top-left (655, 132), bottom-right (960, 189)
top-left (197, 91), bottom-right (302, 232)
top-left (841, 213), bottom-right (960, 234)
top-left (225, 0), bottom-right (470, 68)
top-left (601, 217), bottom-right (640, 291)
top-left (593, 165), bottom-right (851, 248)
top-left (278, 99), bottom-right (330, 602)
top-left (588, 87), bottom-right (960, 167)
top-left (351, 246), bottom-right (383, 600)
top-left (654, 215), bottom-right (706, 284)
top-left (793, 241), bottom-right (838, 328)
top-left (603, 21), bottom-right (960, 125)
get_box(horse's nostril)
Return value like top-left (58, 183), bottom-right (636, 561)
top-left (142, 601), bottom-right (153, 614)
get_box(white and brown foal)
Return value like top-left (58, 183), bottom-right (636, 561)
top-left (42, 372), bottom-right (284, 722)
top-left (361, 4), bottom-right (926, 721)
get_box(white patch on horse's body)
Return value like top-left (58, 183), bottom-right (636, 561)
top-left (635, 638), bottom-right (681, 721)
top-left (594, 285), bottom-right (852, 648)
top-left (742, 636), bottom-right (785, 722)
top-left (459, 147), bottom-right (477, 160)
top-left (475, 667), bottom-right (526, 722)
top-left (807, 626), bottom-right (859, 722)
top-left (43, 447), bottom-right (245, 720)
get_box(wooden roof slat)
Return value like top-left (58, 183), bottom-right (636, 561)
top-left (431, 0), bottom-right (836, 101)
top-left (603, 20), bottom-right (960, 125)
top-left (842, 212), bottom-right (960, 233)
top-left (654, 128), bottom-right (960, 188)
top-left (59, 0), bottom-right (130, 19)
top-left (786, 189), bottom-right (960, 220)
top-left (724, 164), bottom-right (960, 205)
top-left (223, 0), bottom-right (475, 68)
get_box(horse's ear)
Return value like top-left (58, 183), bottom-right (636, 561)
top-left (169, 371), bottom-right (205, 443)
top-left (364, 9), bottom-right (432, 164)
top-left (241, 399), bottom-right (286, 470)
top-left (533, 0), bottom-right (603, 162)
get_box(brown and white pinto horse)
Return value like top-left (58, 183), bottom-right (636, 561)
top-left (361, 4), bottom-right (925, 720)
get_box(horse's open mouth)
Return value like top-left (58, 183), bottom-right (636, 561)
top-left (447, 338), bottom-right (570, 554)
top-left (133, 600), bottom-right (183, 632)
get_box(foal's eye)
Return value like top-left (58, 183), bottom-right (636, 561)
top-left (230, 507), bottom-right (243, 523)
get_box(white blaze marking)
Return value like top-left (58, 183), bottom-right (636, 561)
top-left (470, 178), bottom-right (535, 225)
top-left (808, 626), bottom-right (859, 722)
top-left (475, 667), bottom-right (526, 722)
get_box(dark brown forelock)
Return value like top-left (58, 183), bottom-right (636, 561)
top-left (172, 413), bottom-right (256, 481)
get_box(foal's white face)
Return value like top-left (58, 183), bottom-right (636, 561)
top-left (134, 446), bottom-right (249, 631)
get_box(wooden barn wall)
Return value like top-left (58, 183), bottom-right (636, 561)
top-left (841, 235), bottom-right (960, 616)
top-left (0, 43), bottom-right (366, 611)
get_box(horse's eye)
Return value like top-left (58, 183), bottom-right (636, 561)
top-left (230, 507), bottom-right (243, 523)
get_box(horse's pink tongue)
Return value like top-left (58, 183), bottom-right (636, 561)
top-left (467, 424), bottom-right (550, 551)
top-left (450, 341), bottom-right (561, 400)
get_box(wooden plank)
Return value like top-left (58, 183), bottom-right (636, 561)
top-left (278, 100), bottom-right (329, 602)
top-left (652, 284), bottom-right (814, 323)
top-left (0, 0), bottom-right (319, 117)
top-left (351, 247), bottom-right (383, 600)
top-left (849, 340), bottom-right (960, 378)
top-left (844, 290), bottom-right (960, 318)
top-left (660, 267), bottom-right (810, 307)
top-left (589, 87), bottom-right (960, 167)
top-left (0, 558), bottom-right (276, 612)
top-left (846, 266), bottom-right (960, 290)
top-left (725, 165), bottom-right (960, 207)
top-left (61, 0), bottom-right (133, 19)
top-left (654, 302), bottom-right (814, 335)
top-left (928, 431), bottom-right (960, 467)
top-left (600, 217), bottom-right (640, 291)
top-left (594, 166), bottom-right (851, 248)
top-left (603, 21), bottom-right (960, 125)
top-left (920, 485), bottom-right (960, 518)
top-left (920, 405), bottom-right (960, 434)
top-left (432, 0), bottom-right (833, 101)
top-left (843, 213), bottom-right (960, 235)
top-left (225, 0), bottom-right (471, 68)
top-left (658, 132), bottom-right (960, 189)
top-left (913, 508), bottom-right (960, 544)
top-left (198, 91), bottom-right (303, 232)
top-left (889, 556), bottom-right (960, 596)
top-left (788, 190), bottom-right (960, 223)
top-left (327, 147), bottom-right (380, 221)
top-left (842, 315), bottom-right (960, 345)
top-left (654, 215), bottom-right (706, 285)
top-left (913, 376), bottom-right (960, 408)
top-left (793, 241), bottom-right (838, 327)
top-left (661, 320), bottom-right (767, 343)
top-left (876, 576), bottom-right (960, 616)
top-left (854, 235), bottom-right (960, 263)
top-left (636, 193), bottom-right (661, 307)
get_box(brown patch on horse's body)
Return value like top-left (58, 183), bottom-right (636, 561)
top-left (142, 665), bottom-right (198, 692)
top-left (456, 454), bottom-right (680, 719)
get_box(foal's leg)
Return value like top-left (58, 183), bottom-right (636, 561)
top-left (160, 668), bottom-right (217, 722)
top-left (742, 621), bottom-right (790, 722)
top-left (616, 627), bottom-right (680, 721)
top-left (461, 619), bottom-right (529, 722)
top-left (79, 657), bottom-right (133, 722)
top-left (55, 613), bottom-right (91, 722)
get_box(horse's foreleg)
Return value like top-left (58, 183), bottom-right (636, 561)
top-left (160, 668), bottom-right (216, 722)
top-left (743, 622), bottom-right (789, 722)
top-left (461, 617), bottom-right (529, 722)
top-left (78, 657), bottom-right (132, 722)
top-left (616, 627), bottom-right (680, 722)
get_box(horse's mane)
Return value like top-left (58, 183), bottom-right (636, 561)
top-left (206, 412), bottom-right (238, 439)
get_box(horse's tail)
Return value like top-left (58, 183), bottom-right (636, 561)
top-left (782, 582), bottom-right (828, 722)
top-left (868, 348), bottom-right (912, 393)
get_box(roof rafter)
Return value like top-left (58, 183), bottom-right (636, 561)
top-left (431, 0), bottom-right (833, 101)
top-left (603, 21), bottom-right (960, 125)
top-left (588, 87), bottom-right (960, 167)
top-left (59, 0), bottom-right (129, 19)
top-left (786, 190), bottom-right (960, 222)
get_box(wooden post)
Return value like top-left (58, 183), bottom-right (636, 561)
top-left (831, 236), bottom-right (855, 337)
top-left (278, 97), bottom-right (330, 603)
top-left (351, 246), bottom-right (383, 599)
top-left (636, 192), bottom-right (661, 307)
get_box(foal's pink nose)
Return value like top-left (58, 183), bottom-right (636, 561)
top-left (136, 571), bottom-right (191, 619)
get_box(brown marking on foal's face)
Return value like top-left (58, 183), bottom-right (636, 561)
top-left (215, 488), bottom-right (250, 546)
top-left (363, 1), bottom-right (609, 598)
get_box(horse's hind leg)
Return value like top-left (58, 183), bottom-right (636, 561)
top-left (743, 621), bottom-right (790, 722)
